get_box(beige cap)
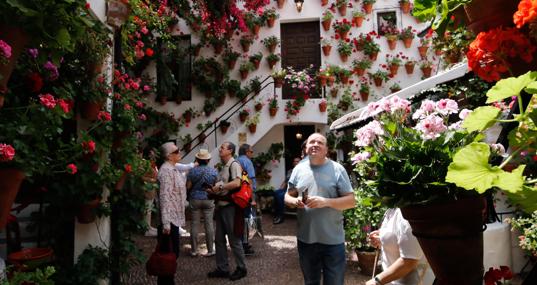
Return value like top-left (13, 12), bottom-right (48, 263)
top-left (195, 149), bottom-right (211, 160)
top-left (161, 142), bottom-right (179, 157)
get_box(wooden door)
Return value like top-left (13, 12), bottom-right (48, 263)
top-left (281, 22), bottom-right (321, 99)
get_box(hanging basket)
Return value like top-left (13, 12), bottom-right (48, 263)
top-left (401, 196), bottom-right (486, 285)
top-left (0, 168), bottom-right (25, 230)
top-left (0, 25), bottom-right (29, 103)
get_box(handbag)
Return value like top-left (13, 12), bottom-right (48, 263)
top-left (228, 162), bottom-right (252, 209)
top-left (146, 234), bottom-right (177, 276)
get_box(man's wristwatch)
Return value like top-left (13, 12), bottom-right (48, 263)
top-left (219, 184), bottom-right (224, 191)
top-left (374, 276), bottom-right (383, 285)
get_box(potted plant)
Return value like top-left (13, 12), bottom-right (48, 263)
top-left (352, 58), bottom-right (372, 76)
top-left (385, 54), bottom-right (403, 77)
top-left (249, 76), bottom-right (262, 95)
top-left (399, 26), bottom-right (416, 48)
top-left (332, 19), bottom-right (352, 39)
top-left (353, 33), bottom-right (367, 51)
top-left (266, 53), bottom-right (280, 69)
top-left (353, 95), bottom-right (486, 284)
top-left (369, 70), bottom-right (389, 87)
top-left (507, 212), bottom-right (537, 257)
top-left (245, 113), bottom-right (260, 133)
top-left (196, 121), bottom-right (213, 143)
top-left (362, 0), bottom-right (376, 14)
top-left (343, 175), bottom-right (387, 276)
top-left (321, 37), bottom-right (333, 56)
top-left (321, 10), bottom-right (334, 31)
top-left (271, 68), bottom-right (287, 88)
top-left (219, 120), bottom-right (231, 134)
top-left (352, 10), bottom-right (365, 27)
top-left (417, 36), bottom-right (432, 59)
top-left (262, 8), bottom-right (279, 28)
top-left (238, 108), bottom-right (250, 123)
top-left (337, 40), bottom-right (353, 62)
top-left (362, 38), bottom-right (381, 61)
top-left (318, 98), bottom-right (327, 112)
top-left (181, 134), bottom-right (193, 152)
top-left (267, 96), bottom-right (279, 116)
top-left (249, 52), bottom-right (263, 70)
top-left (244, 11), bottom-right (263, 36)
top-left (225, 79), bottom-right (241, 97)
top-left (223, 49), bottom-right (240, 70)
top-left (419, 60), bottom-right (433, 78)
top-left (337, 88), bottom-right (354, 111)
top-left (404, 58), bottom-right (416, 74)
top-left (335, 0), bottom-right (349, 16)
top-left (359, 83), bottom-right (370, 101)
top-left (441, 27), bottom-right (475, 64)
top-left (239, 61), bottom-right (254, 80)
top-left (389, 82), bottom-right (401, 93)
top-left (240, 35), bottom-right (254, 53)
top-left (338, 68), bottom-right (353, 85)
top-left (317, 68), bottom-right (331, 87)
top-left (262, 35), bottom-right (280, 53)
top-left (382, 25), bottom-right (399, 50)
top-left (399, 0), bottom-right (412, 14)
top-left (285, 66), bottom-right (316, 95)
top-left (209, 36), bottom-right (227, 54)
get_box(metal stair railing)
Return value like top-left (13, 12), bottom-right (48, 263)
top-left (180, 75), bottom-right (275, 157)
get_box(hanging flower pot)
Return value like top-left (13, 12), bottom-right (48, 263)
top-left (267, 43), bottom-right (277, 53)
top-left (183, 111), bottom-right (192, 124)
top-left (269, 107), bottom-right (278, 117)
top-left (421, 66), bottom-right (432, 78)
top-left (339, 53), bottom-right (349, 62)
top-left (321, 0), bottom-right (329, 6)
top-left (363, 3), bottom-right (373, 14)
top-left (0, 26), bottom-right (29, 103)
top-left (252, 25), bottom-right (260, 36)
top-left (337, 5), bottom-right (347, 17)
top-left (80, 101), bottom-right (104, 121)
top-left (418, 45), bottom-right (429, 59)
top-left (434, 48), bottom-right (443, 56)
top-left (405, 62), bottom-right (415, 74)
top-left (330, 88), bottom-right (339, 98)
top-left (327, 76), bottom-right (336, 87)
top-left (267, 16), bottom-right (276, 28)
top-left (277, 0), bottom-right (285, 9)
top-left (373, 77), bottom-right (383, 87)
top-left (368, 52), bottom-right (378, 61)
top-left (353, 16), bottom-right (364, 28)
top-left (248, 124), bottom-right (257, 133)
top-left (77, 197), bottom-right (102, 224)
top-left (322, 19), bottom-right (332, 31)
top-left (389, 64), bottom-right (399, 77)
top-left (184, 142), bottom-right (192, 152)
top-left (340, 74), bottom-right (349, 85)
top-left (239, 113), bottom-right (248, 123)
top-left (254, 103), bottom-right (263, 112)
top-left (198, 132), bottom-right (206, 143)
top-left (274, 77), bottom-right (284, 88)
top-left (252, 60), bottom-right (260, 70)
top-left (220, 125), bottom-right (229, 134)
top-left (400, 1), bottom-right (411, 14)
top-left (360, 91), bottom-right (369, 101)
top-left (268, 59), bottom-right (278, 69)
top-left (241, 42), bottom-right (251, 53)
top-left (240, 70), bottom-right (249, 80)
top-left (402, 38), bottom-right (413, 48)
top-left (322, 45), bottom-right (332, 56)
top-left (401, 196), bottom-right (486, 285)
top-left (213, 43), bottom-right (224, 54)
top-left (318, 75), bottom-right (327, 87)
top-left (0, 168), bottom-right (25, 229)
top-left (339, 30), bottom-right (349, 40)
top-left (227, 59), bottom-right (237, 70)
top-left (354, 67), bottom-right (365, 76)
top-left (318, 101), bottom-right (327, 112)
top-left (387, 38), bottom-right (397, 50)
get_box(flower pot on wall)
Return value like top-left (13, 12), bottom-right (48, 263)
top-left (0, 169), bottom-right (25, 229)
top-left (337, 5), bottom-right (347, 16)
top-left (389, 64), bottom-right (399, 77)
top-left (267, 43), bottom-right (277, 53)
top-left (421, 66), bottom-right (432, 78)
top-left (269, 107), bottom-right (278, 117)
top-left (240, 70), bottom-right (249, 80)
top-left (387, 38), bottom-right (397, 50)
top-left (373, 77), bottom-right (383, 87)
top-left (400, 2), bottom-right (411, 14)
top-left (368, 52), bottom-right (378, 61)
top-left (338, 30), bottom-right (349, 40)
top-left (239, 113), bottom-right (248, 123)
top-left (401, 196), bottom-right (486, 285)
top-left (227, 60), bottom-right (237, 70)
top-left (354, 67), bottom-right (365, 76)
top-left (213, 43), bottom-right (224, 54)
top-left (363, 3), bottom-right (373, 14)
top-left (339, 53), bottom-right (349, 62)
top-left (360, 91), bottom-right (369, 101)
top-left (277, 0), bottom-right (285, 9)
top-left (402, 38), bottom-right (413, 48)
top-left (405, 63), bottom-right (415, 74)
top-left (274, 77), bottom-right (283, 88)
top-left (464, 0), bottom-right (518, 34)
top-left (322, 19), bottom-right (331, 31)
top-left (0, 26), bottom-right (29, 104)
top-left (248, 124), bottom-right (257, 133)
top-left (241, 42), bottom-right (251, 53)
top-left (418, 45), bottom-right (429, 59)
top-left (251, 25), bottom-right (260, 36)
top-left (353, 16), bottom-right (364, 27)
top-left (322, 45), bottom-right (332, 56)
top-left (267, 17), bottom-right (276, 28)
top-left (318, 76), bottom-right (327, 87)
top-left (77, 197), bottom-right (101, 224)
top-left (321, 0), bottom-right (329, 6)
top-left (327, 76), bottom-right (336, 87)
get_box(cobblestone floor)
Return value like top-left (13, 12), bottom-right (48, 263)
top-left (123, 213), bottom-right (369, 285)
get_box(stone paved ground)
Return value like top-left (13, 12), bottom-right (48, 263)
top-left (124, 213), bottom-right (370, 285)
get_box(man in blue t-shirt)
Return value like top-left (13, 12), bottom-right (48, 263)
top-left (285, 133), bottom-right (355, 285)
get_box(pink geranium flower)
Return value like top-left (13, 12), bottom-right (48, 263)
top-left (67, 163), bottom-right (77, 174)
top-left (39, 93), bottom-right (57, 109)
top-left (0, 144), bottom-right (15, 162)
top-left (415, 115), bottom-right (447, 140)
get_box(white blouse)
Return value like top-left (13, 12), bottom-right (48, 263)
top-left (158, 161), bottom-right (186, 230)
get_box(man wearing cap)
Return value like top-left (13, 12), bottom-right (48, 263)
top-left (186, 149), bottom-right (218, 257)
top-left (206, 141), bottom-right (247, 281)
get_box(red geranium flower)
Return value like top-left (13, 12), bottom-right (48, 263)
top-left (0, 143), bottom-right (15, 162)
top-left (39, 93), bottom-right (56, 109)
top-left (67, 163), bottom-right (77, 174)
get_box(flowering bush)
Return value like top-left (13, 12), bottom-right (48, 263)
top-left (352, 96), bottom-right (481, 207)
top-left (284, 66), bottom-right (316, 95)
top-left (362, 38), bottom-right (381, 56)
top-left (483, 266), bottom-right (513, 285)
top-left (467, 27), bottom-right (535, 82)
top-left (507, 211), bottom-right (537, 256)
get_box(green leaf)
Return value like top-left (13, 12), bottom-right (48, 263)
top-left (494, 165), bottom-right (526, 193)
top-left (504, 185), bottom-right (537, 213)
top-left (462, 106), bottom-right (500, 132)
top-left (524, 82), bottom-right (537, 94)
top-left (446, 142), bottom-right (502, 193)
top-left (55, 28), bottom-right (72, 49)
top-left (486, 72), bottom-right (537, 103)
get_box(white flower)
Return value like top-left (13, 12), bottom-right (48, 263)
top-left (490, 143), bottom-right (507, 157)
top-left (354, 120), bottom-right (384, 147)
top-left (459, 108), bottom-right (472, 120)
top-left (412, 99), bottom-right (436, 120)
top-left (414, 115), bottom-right (447, 140)
top-left (435, 99), bottom-right (459, 115)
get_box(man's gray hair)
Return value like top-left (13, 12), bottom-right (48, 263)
top-left (238, 144), bottom-right (251, 156)
top-left (224, 141), bottom-right (236, 156)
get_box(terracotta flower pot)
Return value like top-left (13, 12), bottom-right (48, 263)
top-left (405, 63), bottom-right (415, 74)
top-left (77, 197), bottom-right (101, 224)
top-left (183, 143), bottom-right (192, 152)
top-left (340, 75), bottom-right (349, 85)
top-left (252, 60), bottom-right (260, 70)
top-left (318, 102), bottom-right (327, 112)
top-left (356, 250), bottom-right (379, 276)
top-left (213, 43), bottom-right (224, 54)
top-left (0, 169), bottom-right (25, 229)
top-left (434, 48), bottom-right (443, 56)
top-left (400, 2), bottom-right (411, 14)
top-left (269, 107), bottom-right (278, 117)
top-left (337, 5), bottom-right (347, 16)
top-left (354, 67), bottom-right (365, 76)
top-left (463, 0), bottom-right (519, 34)
top-left (277, 0), bottom-right (285, 9)
top-left (339, 53), bottom-right (349, 62)
top-left (338, 30), bottom-right (349, 40)
top-left (267, 43), bottom-right (277, 53)
top-left (373, 77), bottom-right (383, 87)
top-left (220, 125), bottom-right (229, 134)
top-left (389, 64), bottom-right (399, 77)
top-left (322, 19), bottom-right (331, 31)
top-left (418, 45), bottom-right (429, 59)
top-left (330, 88), bottom-right (338, 98)
top-left (318, 76), bottom-right (327, 87)
top-left (248, 124), bottom-right (257, 133)
top-left (198, 133), bottom-right (206, 143)
top-left (227, 59), bottom-right (237, 70)
top-left (402, 38), bottom-right (413, 48)
top-left (183, 112), bottom-right (192, 124)
top-left (360, 91), bottom-right (369, 101)
top-left (239, 113), bottom-right (248, 123)
top-left (267, 17), bottom-right (275, 28)
top-left (252, 25), bottom-right (260, 36)
top-left (321, 0), bottom-right (328, 6)
top-left (363, 3), bottom-right (373, 14)
top-left (322, 45), bottom-right (332, 56)
top-left (268, 59), bottom-right (278, 69)
top-left (353, 16), bottom-right (364, 27)
top-left (421, 66), bottom-right (432, 78)
top-left (274, 77), bottom-right (284, 88)
top-left (368, 52), bottom-right (378, 61)
top-left (255, 103), bottom-right (263, 112)
top-left (387, 38), bottom-right (397, 50)
top-left (240, 70), bottom-right (249, 80)
top-left (327, 76), bottom-right (336, 87)
top-left (241, 42), bottom-right (251, 53)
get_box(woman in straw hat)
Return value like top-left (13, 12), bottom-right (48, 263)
top-left (186, 148), bottom-right (218, 257)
